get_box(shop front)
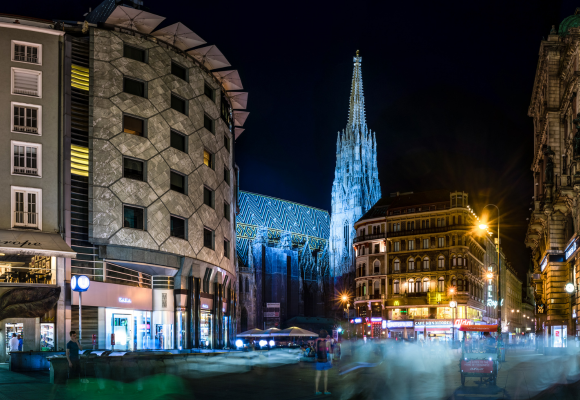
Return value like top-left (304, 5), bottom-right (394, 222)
top-left (200, 296), bottom-right (213, 348)
top-left (386, 320), bottom-right (415, 339)
top-left (414, 320), bottom-right (453, 342)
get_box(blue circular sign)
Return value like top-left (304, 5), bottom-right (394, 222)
top-left (71, 275), bottom-right (90, 292)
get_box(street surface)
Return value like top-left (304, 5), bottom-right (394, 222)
top-left (2, 342), bottom-right (580, 400)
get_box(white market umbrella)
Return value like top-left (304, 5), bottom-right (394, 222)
top-left (272, 327), bottom-right (318, 337)
top-left (212, 70), bottom-right (243, 91)
top-left (152, 22), bottom-right (205, 50)
top-left (237, 328), bottom-right (264, 337)
top-left (234, 111), bottom-right (249, 127)
top-left (234, 128), bottom-right (245, 139)
top-left (256, 328), bottom-right (282, 337)
top-left (105, 6), bottom-right (165, 34)
top-left (228, 92), bottom-right (248, 110)
top-left (188, 45), bottom-right (231, 70)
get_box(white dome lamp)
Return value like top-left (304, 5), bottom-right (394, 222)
top-left (71, 275), bottom-right (90, 342)
top-left (565, 283), bottom-right (575, 294)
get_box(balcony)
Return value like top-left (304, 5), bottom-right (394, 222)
top-left (13, 125), bottom-right (38, 134)
top-left (14, 211), bottom-right (38, 228)
top-left (387, 224), bottom-right (472, 238)
top-left (353, 233), bottom-right (386, 243)
top-left (14, 166), bottom-right (39, 176)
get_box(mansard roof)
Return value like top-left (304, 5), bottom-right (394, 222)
top-left (357, 189), bottom-right (454, 223)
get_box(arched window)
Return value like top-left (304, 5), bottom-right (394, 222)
top-left (464, 257), bottom-right (468, 268)
top-left (458, 278), bottom-right (464, 291)
top-left (394, 280), bottom-right (400, 294)
top-left (394, 260), bottom-right (400, 272)
top-left (452, 255), bottom-right (457, 266)
top-left (363, 283), bottom-right (367, 296)
top-left (408, 279), bottom-right (415, 293)
top-left (374, 260), bottom-right (380, 274)
top-left (423, 257), bottom-right (430, 270)
top-left (438, 256), bottom-right (445, 268)
top-left (452, 277), bottom-right (457, 288)
top-left (438, 277), bottom-right (444, 292)
top-left (423, 278), bottom-right (430, 292)
top-left (245, 277), bottom-right (249, 293)
top-left (408, 258), bottom-right (414, 270)
top-left (239, 278), bottom-right (243, 293)
top-left (362, 263), bottom-right (366, 276)
top-left (415, 279), bottom-right (422, 293)
top-left (458, 256), bottom-right (463, 266)
top-left (374, 280), bottom-right (380, 295)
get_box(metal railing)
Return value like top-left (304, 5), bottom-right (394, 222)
top-left (353, 233), bottom-right (386, 243)
top-left (387, 224), bottom-right (472, 238)
top-left (71, 262), bottom-right (152, 288)
top-left (14, 52), bottom-right (39, 64)
top-left (13, 125), bottom-right (38, 134)
top-left (14, 211), bottom-right (38, 228)
top-left (14, 166), bottom-right (38, 176)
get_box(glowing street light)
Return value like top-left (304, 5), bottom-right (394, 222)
top-left (486, 272), bottom-right (493, 279)
top-left (565, 283), bottom-right (575, 293)
top-left (479, 224), bottom-right (488, 230)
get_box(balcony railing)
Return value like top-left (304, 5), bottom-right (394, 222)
top-left (387, 224), bottom-right (472, 238)
top-left (13, 125), bottom-right (38, 134)
top-left (14, 211), bottom-right (38, 228)
top-left (353, 233), bottom-right (386, 243)
top-left (71, 262), bottom-right (152, 289)
top-left (14, 166), bottom-right (38, 176)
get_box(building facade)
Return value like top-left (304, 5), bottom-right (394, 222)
top-left (329, 52), bottom-right (381, 287)
top-left (0, 15), bottom-right (75, 360)
top-left (525, 9), bottom-right (580, 351)
top-left (236, 191), bottom-right (330, 331)
top-left (352, 190), bottom-right (499, 341)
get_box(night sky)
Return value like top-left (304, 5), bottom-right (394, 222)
top-left (4, 0), bottom-right (574, 278)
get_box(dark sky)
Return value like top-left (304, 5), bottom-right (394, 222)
top-left (5, 0), bottom-right (573, 279)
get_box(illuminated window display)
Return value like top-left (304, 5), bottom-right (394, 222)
top-left (40, 323), bottom-right (54, 351)
top-left (200, 311), bottom-right (212, 348)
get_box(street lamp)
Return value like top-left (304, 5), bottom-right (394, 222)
top-left (449, 287), bottom-right (456, 342)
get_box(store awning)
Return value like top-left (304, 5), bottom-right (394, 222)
top-left (0, 230), bottom-right (75, 258)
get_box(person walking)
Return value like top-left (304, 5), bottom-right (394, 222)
top-left (314, 330), bottom-right (332, 395)
top-left (66, 331), bottom-right (83, 383)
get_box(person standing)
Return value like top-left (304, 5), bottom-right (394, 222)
top-left (17, 334), bottom-right (23, 351)
top-left (314, 330), bottom-right (332, 395)
top-left (66, 331), bottom-right (83, 382)
top-left (8, 333), bottom-right (19, 352)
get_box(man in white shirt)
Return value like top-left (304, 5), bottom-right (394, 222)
top-left (9, 333), bottom-right (19, 352)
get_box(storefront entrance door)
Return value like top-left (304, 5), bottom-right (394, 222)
top-left (112, 314), bottom-right (132, 351)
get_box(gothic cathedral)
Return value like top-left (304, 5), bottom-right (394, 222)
top-left (330, 51), bottom-right (381, 280)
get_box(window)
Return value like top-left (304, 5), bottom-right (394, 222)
top-left (170, 216), bottom-right (186, 239)
top-left (224, 134), bottom-right (230, 152)
top-left (123, 205), bottom-right (144, 230)
top-left (12, 141), bottom-right (41, 177)
top-left (171, 94), bottom-right (188, 115)
top-left (343, 221), bottom-right (349, 247)
top-left (423, 278), bottom-right (430, 292)
top-left (171, 61), bottom-right (187, 81)
top-left (220, 93), bottom-right (232, 126)
top-left (408, 279), bottom-right (415, 293)
top-left (123, 44), bottom-right (146, 62)
top-left (438, 237), bottom-right (444, 248)
top-left (458, 256), bottom-right (463, 266)
top-left (394, 280), bottom-right (400, 294)
top-left (394, 241), bottom-right (400, 252)
top-left (394, 260), bottom-right (400, 272)
top-left (12, 186), bottom-right (41, 229)
top-left (204, 114), bottom-right (215, 134)
top-left (170, 171), bottom-right (186, 194)
top-left (123, 77), bottom-right (146, 97)
top-left (415, 279), bottom-right (422, 293)
top-left (423, 257), bottom-right (430, 270)
top-left (458, 279), bottom-right (464, 291)
top-left (408, 240), bottom-right (415, 250)
top-left (374, 260), bottom-right (380, 274)
top-left (123, 114), bottom-right (145, 136)
top-left (12, 68), bottom-right (41, 97)
top-left (203, 186), bottom-right (215, 208)
top-left (452, 255), bottom-right (457, 266)
top-left (12, 41), bottom-right (41, 64)
top-left (203, 227), bottom-right (214, 249)
top-left (423, 239), bottom-right (429, 249)
top-left (123, 157), bottom-right (144, 181)
top-left (224, 202), bottom-right (230, 221)
top-left (170, 130), bottom-right (187, 152)
top-left (408, 259), bottom-right (414, 270)
top-left (374, 243), bottom-right (380, 253)
top-left (204, 150), bottom-right (215, 169)
top-left (438, 256), bottom-right (445, 268)
top-left (245, 277), bottom-right (249, 293)
top-left (224, 239), bottom-right (230, 259)
top-left (204, 82), bottom-right (215, 101)
top-left (12, 103), bottom-right (40, 135)
top-left (224, 167), bottom-right (230, 185)
top-left (438, 277), bottom-right (444, 292)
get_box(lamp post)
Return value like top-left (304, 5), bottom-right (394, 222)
top-left (478, 204), bottom-right (501, 337)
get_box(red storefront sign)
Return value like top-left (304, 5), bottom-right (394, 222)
top-left (461, 359), bottom-right (493, 374)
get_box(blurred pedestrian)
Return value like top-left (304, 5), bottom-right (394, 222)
top-left (314, 330), bottom-right (332, 395)
top-left (9, 333), bottom-right (18, 352)
top-left (17, 334), bottom-right (23, 351)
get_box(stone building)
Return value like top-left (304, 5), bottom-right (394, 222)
top-left (329, 52), bottom-right (381, 288)
top-left (503, 263), bottom-right (523, 334)
top-left (57, 1), bottom-right (247, 350)
top-left (0, 14), bottom-right (74, 361)
top-left (236, 191), bottom-right (330, 331)
top-left (525, 8), bottom-right (580, 351)
top-left (352, 190), bottom-right (497, 340)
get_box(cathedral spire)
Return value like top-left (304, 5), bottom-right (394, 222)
top-left (348, 50), bottom-right (366, 128)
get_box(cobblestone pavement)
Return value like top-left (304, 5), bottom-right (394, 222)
top-left (1, 346), bottom-right (579, 400)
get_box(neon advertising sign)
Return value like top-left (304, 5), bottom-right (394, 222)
top-left (566, 241), bottom-right (577, 260)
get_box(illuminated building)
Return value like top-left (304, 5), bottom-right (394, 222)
top-left (352, 190), bottom-right (494, 340)
top-left (525, 9), bottom-right (580, 353)
top-left (236, 191), bottom-right (330, 331)
top-left (329, 52), bottom-right (381, 285)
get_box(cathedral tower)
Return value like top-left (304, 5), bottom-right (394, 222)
top-left (330, 51), bottom-right (381, 279)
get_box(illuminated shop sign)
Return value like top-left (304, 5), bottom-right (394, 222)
top-left (415, 320), bottom-right (452, 326)
top-left (382, 320), bottom-right (387, 329)
top-left (540, 256), bottom-right (547, 272)
top-left (486, 299), bottom-right (498, 309)
top-left (386, 320), bottom-right (414, 329)
top-left (202, 304), bottom-right (209, 309)
top-left (370, 317), bottom-right (382, 322)
top-left (352, 318), bottom-right (362, 324)
top-left (118, 297), bottom-right (131, 303)
top-left (566, 241), bottom-right (577, 260)
top-left (454, 319), bottom-right (473, 327)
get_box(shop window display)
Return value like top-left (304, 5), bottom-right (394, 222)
top-left (5, 323), bottom-right (23, 355)
top-left (0, 255), bottom-right (55, 284)
top-left (40, 323), bottom-right (54, 351)
top-left (200, 311), bottom-right (213, 348)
